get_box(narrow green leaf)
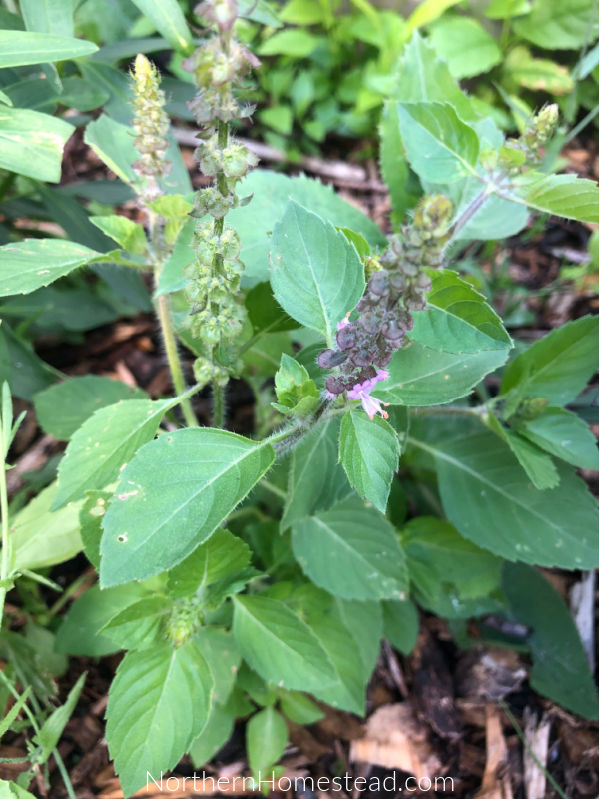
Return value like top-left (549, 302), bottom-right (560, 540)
top-left (503, 563), bottom-right (598, 719)
top-left (54, 398), bottom-right (176, 509)
top-left (501, 316), bottom-right (599, 405)
top-left (376, 342), bottom-right (508, 406)
top-left (247, 707), bottom-right (288, 777)
top-left (232, 595), bottom-right (336, 692)
top-left (34, 376), bottom-right (146, 440)
top-left (0, 31), bottom-right (97, 68)
top-left (397, 101), bottom-right (480, 183)
top-left (20, 0), bottom-right (74, 37)
top-left (106, 641), bottom-right (213, 797)
top-left (100, 429), bottom-right (275, 586)
top-left (339, 410), bottom-right (400, 512)
top-left (518, 407), bottom-right (598, 469)
top-left (0, 107), bottom-right (74, 183)
top-left (292, 497), bottom-right (408, 600)
top-left (129, 0), bottom-right (193, 52)
top-left (34, 672), bottom-right (85, 763)
top-left (270, 201), bottom-right (364, 342)
top-left (410, 269), bottom-right (512, 354)
top-left (0, 686), bottom-right (32, 738)
top-left (408, 419), bottom-right (599, 569)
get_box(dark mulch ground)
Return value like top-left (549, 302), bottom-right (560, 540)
top-left (1, 133), bottom-right (598, 799)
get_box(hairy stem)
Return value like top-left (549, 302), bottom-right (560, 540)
top-left (148, 208), bottom-right (199, 427)
top-left (155, 293), bottom-right (199, 427)
top-left (212, 383), bottom-right (225, 429)
top-left (210, 119), bottom-right (230, 428)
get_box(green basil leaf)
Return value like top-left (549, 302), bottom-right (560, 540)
top-left (100, 429), bottom-right (275, 586)
top-left (106, 641), bottom-right (213, 797)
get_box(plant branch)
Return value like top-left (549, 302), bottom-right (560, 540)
top-left (210, 119), bottom-right (230, 428)
top-left (155, 292), bottom-right (199, 428)
top-left (148, 208), bottom-right (199, 428)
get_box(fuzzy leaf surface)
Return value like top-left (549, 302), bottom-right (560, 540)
top-left (397, 101), bottom-right (479, 183)
top-left (501, 316), bottom-right (598, 405)
top-left (503, 563), bottom-right (598, 719)
top-left (34, 376), bottom-right (145, 440)
top-left (247, 707), bottom-right (288, 777)
top-left (518, 407), bottom-right (598, 470)
top-left (292, 497), bottom-right (407, 600)
top-left (101, 429), bottom-right (275, 586)
top-left (339, 410), bottom-right (400, 512)
top-left (232, 595), bottom-right (336, 691)
top-left (377, 342), bottom-right (508, 406)
top-left (106, 641), bottom-right (213, 797)
top-left (0, 107), bottom-right (75, 183)
top-left (408, 419), bottom-right (598, 569)
top-left (129, 0), bottom-right (193, 52)
top-left (518, 173), bottom-right (599, 223)
top-left (270, 201), bottom-right (364, 341)
top-left (282, 417), bottom-right (352, 530)
top-left (54, 398), bottom-right (175, 509)
top-left (0, 30), bottom-right (97, 68)
top-left (411, 269), bottom-right (512, 354)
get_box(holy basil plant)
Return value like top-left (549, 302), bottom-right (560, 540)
top-left (0, 3), bottom-right (598, 795)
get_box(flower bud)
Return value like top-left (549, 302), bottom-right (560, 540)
top-left (317, 349), bottom-right (348, 369)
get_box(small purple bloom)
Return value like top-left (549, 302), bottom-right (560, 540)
top-left (347, 369), bottom-right (389, 420)
top-left (337, 313), bottom-right (350, 330)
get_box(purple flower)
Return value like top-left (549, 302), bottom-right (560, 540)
top-left (337, 313), bottom-right (350, 330)
top-left (347, 369), bottom-right (390, 420)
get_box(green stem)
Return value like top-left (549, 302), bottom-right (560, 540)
top-left (0, 392), bottom-right (13, 629)
top-left (147, 207), bottom-right (199, 428)
top-left (212, 383), bottom-right (225, 429)
top-left (155, 293), bottom-right (199, 427)
top-left (210, 119), bottom-right (230, 428)
top-left (409, 404), bottom-right (487, 418)
top-left (498, 700), bottom-right (567, 800)
top-left (0, 458), bottom-right (10, 627)
top-left (46, 572), bottom-right (92, 621)
top-left (259, 479), bottom-right (287, 500)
